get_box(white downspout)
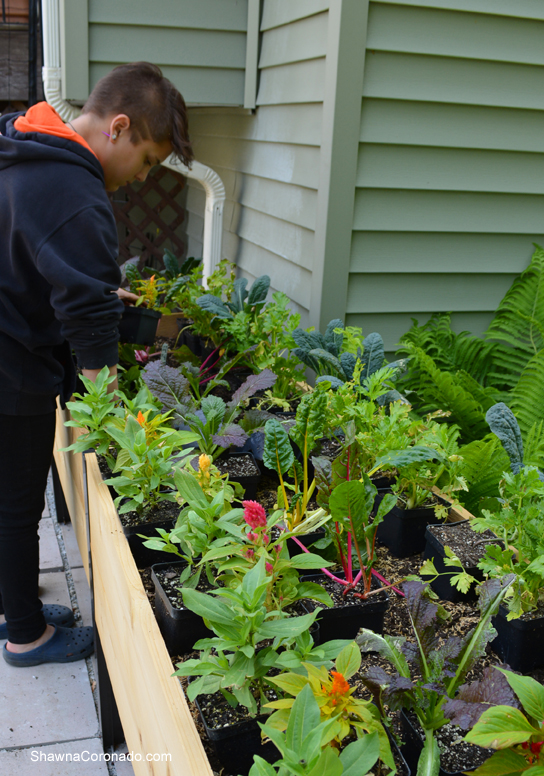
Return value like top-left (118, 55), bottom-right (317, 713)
top-left (40, 0), bottom-right (225, 282)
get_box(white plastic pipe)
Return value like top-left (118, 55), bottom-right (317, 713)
top-left (40, 0), bottom-right (225, 281)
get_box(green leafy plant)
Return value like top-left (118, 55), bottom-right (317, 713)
top-left (63, 366), bottom-right (124, 467)
top-left (250, 683), bottom-right (384, 776)
top-left (104, 415), bottom-right (197, 516)
top-left (464, 668), bottom-right (544, 776)
top-left (265, 641), bottom-right (394, 769)
top-left (263, 383), bottom-right (330, 530)
top-left (357, 576), bottom-right (515, 776)
top-left (471, 466), bottom-right (544, 619)
top-left (172, 555), bottom-right (320, 716)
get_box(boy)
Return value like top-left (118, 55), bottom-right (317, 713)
top-left (0, 62), bottom-right (193, 666)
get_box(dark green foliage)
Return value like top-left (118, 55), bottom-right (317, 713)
top-left (196, 274), bottom-right (270, 320)
top-left (486, 403), bottom-right (524, 474)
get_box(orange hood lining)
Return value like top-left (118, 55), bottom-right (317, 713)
top-left (14, 102), bottom-right (97, 158)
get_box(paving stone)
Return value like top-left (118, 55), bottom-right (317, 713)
top-left (60, 522), bottom-right (85, 570)
top-left (38, 519), bottom-right (63, 573)
top-left (0, 737), bottom-right (109, 775)
top-left (0, 572), bottom-right (98, 748)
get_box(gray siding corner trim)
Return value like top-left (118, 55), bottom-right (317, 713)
top-left (310, 0), bottom-right (370, 331)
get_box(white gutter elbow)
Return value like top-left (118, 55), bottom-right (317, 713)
top-left (161, 157), bottom-right (225, 285)
top-left (41, 0), bottom-right (80, 121)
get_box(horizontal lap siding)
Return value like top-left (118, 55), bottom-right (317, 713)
top-left (350, 0), bottom-right (544, 349)
top-left (187, 2), bottom-right (329, 323)
top-left (88, 0), bottom-right (248, 104)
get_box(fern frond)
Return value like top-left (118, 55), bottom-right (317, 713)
top-left (455, 370), bottom-right (500, 413)
top-left (457, 435), bottom-right (509, 516)
top-left (486, 245), bottom-right (544, 385)
top-left (524, 420), bottom-right (544, 470)
top-left (399, 345), bottom-right (488, 442)
top-left (509, 348), bottom-right (544, 438)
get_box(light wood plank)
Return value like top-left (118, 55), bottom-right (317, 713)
top-left (87, 453), bottom-right (214, 776)
top-left (189, 104), bottom-right (322, 147)
top-left (347, 272), bottom-right (515, 313)
top-left (356, 144), bottom-right (544, 194)
top-left (259, 12), bottom-right (328, 68)
top-left (360, 99), bottom-right (544, 153)
top-left (367, 3), bottom-right (544, 66)
top-left (350, 232), bottom-right (544, 274)
top-left (261, 0), bottom-right (329, 31)
top-left (257, 59), bottom-right (326, 106)
top-left (89, 63), bottom-right (245, 106)
top-left (89, 0), bottom-right (247, 31)
top-left (89, 24), bottom-right (246, 69)
top-left (353, 189), bottom-right (544, 233)
top-left (363, 52), bottom-right (544, 111)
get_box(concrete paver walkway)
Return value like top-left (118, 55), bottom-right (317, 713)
top-left (0, 474), bottom-right (135, 776)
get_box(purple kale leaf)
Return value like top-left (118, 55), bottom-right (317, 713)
top-left (227, 369), bottom-right (277, 409)
top-left (212, 423), bottom-right (249, 449)
top-left (142, 362), bottom-right (191, 412)
top-left (443, 667), bottom-right (519, 730)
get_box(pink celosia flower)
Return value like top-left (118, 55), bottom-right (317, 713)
top-left (243, 500), bottom-right (267, 529)
top-left (265, 562), bottom-right (273, 574)
top-left (244, 548), bottom-right (255, 560)
top-left (247, 531), bottom-right (259, 543)
top-left (274, 545), bottom-right (281, 554)
top-left (262, 534), bottom-right (270, 545)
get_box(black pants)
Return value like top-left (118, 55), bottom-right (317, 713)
top-left (0, 411), bottom-right (56, 643)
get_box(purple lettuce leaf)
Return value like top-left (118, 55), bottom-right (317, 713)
top-left (142, 362), bottom-right (191, 412)
top-left (212, 423), bottom-right (249, 449)
top-left (403, 580), bottom-right (439, 660)
top-left (227, 369), bottom-right (277, 409)
top-left (443, 667), bottom-right (519, 730)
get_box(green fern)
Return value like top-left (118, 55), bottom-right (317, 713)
top-left (485, 245), bottom-right (544, 388)
top-left (523, 420), bottom-right (544, 470)
top-left (509, 348), bottom-right (544, 438)
top-left (457, 435), bottom-right (509, 516)
top-left (399, 345), bottom-right (488, 442)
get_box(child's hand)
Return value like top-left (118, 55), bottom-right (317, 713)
top-left (114, 287), bottom-right (140, 305)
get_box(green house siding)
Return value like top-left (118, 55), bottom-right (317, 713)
top-left (347, 0), bottom-right (544, 350)
top-left (185, 0), bottom-right (330, 322)
top-left (65, 0), bottom-right (248, 104)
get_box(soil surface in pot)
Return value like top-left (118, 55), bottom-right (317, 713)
top-left (154, 565), bottom-right (221, 611)
top-left (119, 499), bottom-right (179, 528)
top-left (427, 522), bottom-right (499, 567)
top-left (215, 453), bottom-right (260, 478)
top-left (405, 710), bottom-right (493, 773)
top-left (96, 452), bottom-right (116, 480)
top-left (303, 573), bottom-right (388, 610)
top-left (197, 686), bottom-right (279, 731)
top-left (317, 437), bottom-right (343, 460)
top-left (256, 472), bottom-right (319, 513)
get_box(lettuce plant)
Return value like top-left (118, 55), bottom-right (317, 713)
top-left (464, 668), bottom-right (544, 776)
top-left (357, 576), bottom-right (515, 776)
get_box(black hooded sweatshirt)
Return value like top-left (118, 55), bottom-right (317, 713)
top-left (0, 110), bottom-right (123, 415)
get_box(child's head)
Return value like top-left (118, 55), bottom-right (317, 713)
top-left (82, 62), bottom-right (193, 168)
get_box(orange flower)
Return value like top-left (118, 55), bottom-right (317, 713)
top-left (330, 671), bottom-right (350, 696)
top-left (137, 411), bottom-right (146, 426)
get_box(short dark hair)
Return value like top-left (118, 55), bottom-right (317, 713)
top-left (82, 62), bottom-right (193, 167)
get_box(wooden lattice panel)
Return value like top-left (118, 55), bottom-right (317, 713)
top-left (109, 166), bottom-right (187, 266)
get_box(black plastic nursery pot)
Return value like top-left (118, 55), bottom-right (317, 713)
top-left (375, 492), bottom-right (451, 558)
top-left (422, 522), bottom-right (485, 603)
top-left (399, 709), bottom-right (488, 776)
top-left (151, 561), bottom-right (214, 656)
top-left (301, 572), bottom-right (389, 643)
top-left (123, 518), bottom-right (175, 569)
top-left (491, 606), bottom-right (544, 672)
top-left (215, 451), bottom-right (262, 500)
top-left (118, 305), bottom-right (161, 345)
top-left (286, 526), bottom-right (326, 557)
top-left (195, 696), bottom-right (279, 776)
